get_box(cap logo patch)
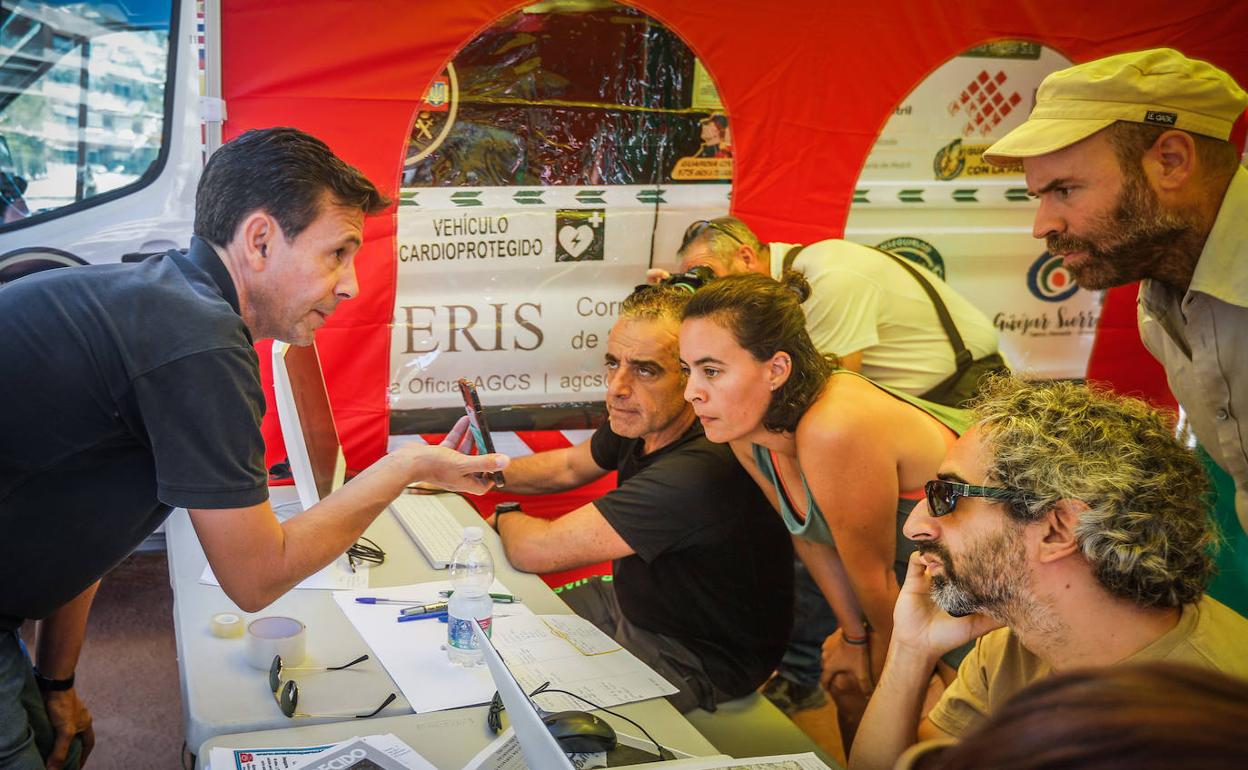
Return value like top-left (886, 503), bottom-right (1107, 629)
top-left (1144, 110), bottom-right (1178, 125)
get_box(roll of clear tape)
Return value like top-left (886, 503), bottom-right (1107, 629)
top-left (210, 612), bottom-right (244, 639)
top-left (245, 616), bottom-right (307, 670)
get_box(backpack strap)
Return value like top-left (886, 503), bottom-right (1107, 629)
top-left (871, 247), bottom-right (972, 371)
top-left (782, 244), bottom-right (808, 273)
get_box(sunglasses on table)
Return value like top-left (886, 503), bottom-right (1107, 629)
top-left (923, 479), bottom-right (1024, 518)
top-left (267, 653), bottom-right (396, 719)
top-left (680, 219), bottom-right (743, 250)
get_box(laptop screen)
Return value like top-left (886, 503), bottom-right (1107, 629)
top-left (272, 341), bottom-right (346, 510)
top-left (473, 620), bottom-right (576, 770)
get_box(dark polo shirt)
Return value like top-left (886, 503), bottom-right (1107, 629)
top-left (0, 237), bottom-right (268, 629)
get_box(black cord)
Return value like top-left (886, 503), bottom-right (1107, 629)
top-left (346, 536), bottom-right (385, 572)
top-left (530, 682), bottom-right (672, 761)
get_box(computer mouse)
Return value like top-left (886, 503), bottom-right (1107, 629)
top-left (541, 709), bottom-right (618, 754)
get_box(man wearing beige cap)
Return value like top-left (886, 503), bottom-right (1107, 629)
top-left (981, 48), bottom-right (1248, 617)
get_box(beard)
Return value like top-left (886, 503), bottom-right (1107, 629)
top-left (917, 524), bottom-right (1029, 620)
top-left (1045, 166), bottom-right (1201, 290)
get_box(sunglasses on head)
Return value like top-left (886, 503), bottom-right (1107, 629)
top-left (680, 219), bottom-right (743, 250)
top-left (267, 653), bottom-right (396, 719)
top-left (923, 479), bottom-right (1023, 518)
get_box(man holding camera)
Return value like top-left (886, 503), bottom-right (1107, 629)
top-left (489, 284), bottom-right (793, 713)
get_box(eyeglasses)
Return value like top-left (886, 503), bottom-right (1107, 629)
top-left (680, 219), bottom-right (743, 250)
top-left (346, 536), bottom-right (385, 573)
top-left (923, 479), bottom-right (1023, 518)
top-left (267, 653), bottom-right (396, 719)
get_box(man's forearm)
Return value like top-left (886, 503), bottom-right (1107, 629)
top-left (35, 581), bottom-right (100, 680)
top-left (849, 644), bottom-right (934, 770)
top-left (499, 451), bottom-right (580, 495)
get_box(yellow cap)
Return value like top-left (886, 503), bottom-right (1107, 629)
top-left (984, 48), bottom-right (1247, 166)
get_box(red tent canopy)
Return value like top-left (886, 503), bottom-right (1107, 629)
top-left (220, 0), bottom-right (1248, 467)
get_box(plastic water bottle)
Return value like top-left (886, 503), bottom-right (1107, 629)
top-left (446, 526), bottom-right (494, 666)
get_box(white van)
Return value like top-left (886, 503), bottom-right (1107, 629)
top-left (0, 0), bottom-right (202, 280)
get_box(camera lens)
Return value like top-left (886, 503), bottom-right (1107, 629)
top-left (663, 265), bottom-right (716, 293)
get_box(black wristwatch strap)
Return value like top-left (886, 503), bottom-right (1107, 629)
top-left (493, 501), bottom-right (522, 531)
top-left (34, 668), bottom-right (75, 691)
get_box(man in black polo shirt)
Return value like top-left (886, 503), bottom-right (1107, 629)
top-left (0, 128), bottom-right (507, 770)
top-left (490, 286), bottom-right (794, 713)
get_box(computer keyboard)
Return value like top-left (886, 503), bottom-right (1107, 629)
top-left (389, 493), bottom-right (469, 569)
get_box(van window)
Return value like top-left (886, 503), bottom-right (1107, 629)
top-left (0, 0), bottom-right (173, 228)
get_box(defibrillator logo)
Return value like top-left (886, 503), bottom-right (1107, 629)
top-left (1027, 252), bottom-right (1079, 302)
top-left (555, 209), bottom-right (605, 262)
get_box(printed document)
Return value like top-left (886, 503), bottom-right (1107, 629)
top-left (331, 583), bottom-right (676, 713)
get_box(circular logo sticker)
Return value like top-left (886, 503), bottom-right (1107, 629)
top-left (877, 237), bottom-right (946, 280)
top-left (933, 138), bottom-right (966, 181)
top-left (1027, 252), bottom-right (1079, 302)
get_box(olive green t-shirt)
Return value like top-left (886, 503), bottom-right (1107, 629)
top-left (927, 596), bottom-right (1248, 737)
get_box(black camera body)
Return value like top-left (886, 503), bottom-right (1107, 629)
top-left (634, 264), bottom-right (716, 296)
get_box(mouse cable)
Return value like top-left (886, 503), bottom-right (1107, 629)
top-left (531, 681), bottom-right (675, 761)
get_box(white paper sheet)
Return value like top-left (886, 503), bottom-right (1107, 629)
top-left (331, 586), bottom-right (676, 715)
top-left (332, 580), bottom-right (533, 713)
top-left (201, 557), bottom-right (369, 591)
top-left (540, 615), bottom-right (622, 656)
top-left (494, 615), bottom-right (677, 714)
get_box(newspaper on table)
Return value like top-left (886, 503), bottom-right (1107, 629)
top-left (207, 734), bottom-right (432, 770)
top-left (462, 728), bottom-right (708, 770)
top-left (210, 731), bottom-right (832, 770)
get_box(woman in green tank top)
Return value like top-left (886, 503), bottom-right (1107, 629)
top-left (679, 271), bottom-right (969, 698)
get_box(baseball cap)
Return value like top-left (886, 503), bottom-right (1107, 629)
top-left (984, 48), bottom-right (1247, 166)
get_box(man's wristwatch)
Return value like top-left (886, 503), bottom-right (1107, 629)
top-left (33, 668), bottom-right (75, 691)
top-left (493, 501), bottom-right (522, 532)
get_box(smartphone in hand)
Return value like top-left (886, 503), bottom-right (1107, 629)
top-left (457, 378), bottom-right (506, 488)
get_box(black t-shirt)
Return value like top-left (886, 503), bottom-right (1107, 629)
top-left (0, 238), bottom-right (268, 629)
top-left (591, 421), bottom-right (794, 698)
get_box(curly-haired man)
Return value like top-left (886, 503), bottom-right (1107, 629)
top-left (850, 377), bottom-right (1248, 770)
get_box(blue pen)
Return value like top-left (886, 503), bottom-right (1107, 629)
top-left (397, 611), bottom-right (449, 623)
top-left (355, 597), bottom-right (421, 606)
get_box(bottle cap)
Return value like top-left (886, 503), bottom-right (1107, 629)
top-left (463, 525), bottom-right (483, 541)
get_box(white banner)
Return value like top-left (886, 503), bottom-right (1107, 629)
top-left (390, 185), bottom-right (730, 410)
top-left (847, 41), bottom-right (1097, 380)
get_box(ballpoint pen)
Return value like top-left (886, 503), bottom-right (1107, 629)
top-left (439, 591), bottom-right (519, 604)
top-left (354, 597), bottom-right (422, 606)
top-left (397, 611), bottom-right (449, 623)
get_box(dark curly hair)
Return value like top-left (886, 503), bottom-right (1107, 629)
top-left (921, 663), bottom-right (1248, 770)
top-left (682, 271), bottom-right (835, 432)
top-left (970, 376), bottom-right (1215, 609)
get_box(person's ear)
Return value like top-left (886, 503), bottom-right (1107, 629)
top-left (738, 244), bottom-right (762, 273)
top-left (1036, 499), bottom-right (1085, 563)
top-left (767, 351), bottom-right (792, 391)
top-left (238, 212), bottom-right (275, 271)
top-left (1146, 130), bottom-right (1196, 194)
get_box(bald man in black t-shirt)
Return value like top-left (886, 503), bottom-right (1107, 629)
top-left (491, 286), bottom-right (793, 713)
